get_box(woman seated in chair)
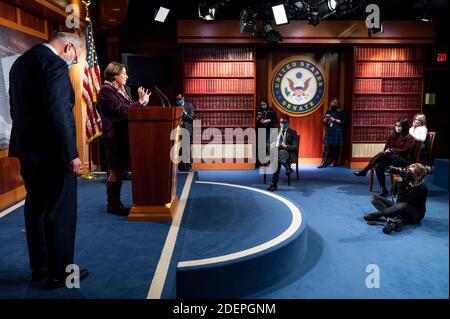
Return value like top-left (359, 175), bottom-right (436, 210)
top-left (409, 113), bottom-right (428, 148)
top-left (354, 118), bottom-right (415, 196)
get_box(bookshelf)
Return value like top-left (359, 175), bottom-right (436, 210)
top-left (351, 46), bottom-right (424, 161)
top-left (183, 47), bottom-right (256, 170)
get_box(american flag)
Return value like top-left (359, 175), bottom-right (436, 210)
top-left (82, 17), bottom-right (102, 143)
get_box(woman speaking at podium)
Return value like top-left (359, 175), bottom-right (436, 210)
top-left (97, 62), bottom-right (151, 215)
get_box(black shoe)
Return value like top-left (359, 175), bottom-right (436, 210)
top-left (379, 187), bottom-right (389, 197)
top-left (46, 268), bottom-right (89, 290)
top-left (285, 167), bottom-right (293, 175)
top-left (353, 169), bottom-right (368, 177)
top-left (363, 212), bottom-right (383, 222)
top-left (317, 163), bottom-right (328, 169)
top-left (107, 200), bottom-right (130, 216)
top-left (383, 218), bottom-right (402, 234)
top-left (31, 268), bottom-right (48, 282)
top-left (267, 184), bottom-right (277, 192)
top-left (329, 162), bottom-right (338, 167)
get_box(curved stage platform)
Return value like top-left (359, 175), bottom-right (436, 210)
top-left (175, 177), bottom-right (308, 298)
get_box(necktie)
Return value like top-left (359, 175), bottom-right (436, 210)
top-left (278, 130), bottom-right (285, 146)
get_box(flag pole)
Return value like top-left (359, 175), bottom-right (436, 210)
top-left (80, 0), bottom-right (99, 180)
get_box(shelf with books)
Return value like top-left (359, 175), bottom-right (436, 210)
top-left (351, 46), bottom-right (424, 161)
top-left (183, 47), bottom-right (256, 169)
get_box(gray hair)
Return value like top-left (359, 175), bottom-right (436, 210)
top-left (51, 32), bottom-right (82, 49)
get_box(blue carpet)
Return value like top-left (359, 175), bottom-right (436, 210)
top-left (433, 159), bottom-right (449, 190)
top-left (0, 166), bottom-right (448, 299)
top-left (0, 174), bottom-right (187, 299)
top-left (195, 166), bottom-right (449, 299)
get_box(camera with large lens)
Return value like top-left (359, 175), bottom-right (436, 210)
top-left (387, 166), bottom-right (414, 183)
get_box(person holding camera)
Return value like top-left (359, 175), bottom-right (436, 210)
top-left (353, 118), bottom-right (415, 196)
top-left (363, 163), bottom-right (430, 234)
top-left (318, 98), bottom-right (346, 168)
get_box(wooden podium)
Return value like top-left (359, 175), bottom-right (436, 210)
top-left (127, 106), bottom-right (183, 222)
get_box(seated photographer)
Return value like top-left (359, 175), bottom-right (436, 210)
top-left (267, 115), bottom-right (298, 192)
top-left (363, 163), bottom-right (431, 234)
top-left (354, 118), bottom-right (415, 196)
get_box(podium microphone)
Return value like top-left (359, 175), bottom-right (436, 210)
top-left (153, 84), bottom-right (166, 108)
top-left (154, 85), bottom-right (171, 107)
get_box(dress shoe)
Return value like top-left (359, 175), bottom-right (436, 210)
top-left (267, 184), bottom-right (277, 192)
top-left (107, 201), bottom-right (130, 216)
top-left (353, 169), bottom-right (368, 177)
top-left (31, 268), bottom-right (48, 282)
top-left (329, 162), bottom-right (339, 167)
top-left (317, 163), bottom-right (328, 169)
top-left (363, 212), bottom-right (383, 222)
top-left (46, 268), bottom-right (89, 290)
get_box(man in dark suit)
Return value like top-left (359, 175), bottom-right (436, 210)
top-left (9, 32), bottom-right (88, 289)
top-left (176, 92), bottom-right (195, 171)
top-left (268, 115), bottom-right (299, 191)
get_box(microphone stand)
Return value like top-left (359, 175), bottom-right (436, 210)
top-left (153, 84), bottom-right (166, 108)
top-left (154, 85), bottom-right (171, 107)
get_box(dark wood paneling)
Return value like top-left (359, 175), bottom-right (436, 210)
top-left (0, 157), bottom-right (22, 194)
top-left (20, 9), bottom-right (45, 32)
top-left (0, 1), bottom-right (17, 21)
top-left (178, 20), bottom-right (436, 45)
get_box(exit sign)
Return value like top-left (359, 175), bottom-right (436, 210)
top-left (437, 53), bottom-right (447, 62)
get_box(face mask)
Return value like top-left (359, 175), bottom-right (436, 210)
top-left (395, 126), bottom-right (402, 133)
top-left (66, 61), bottom-right (74, 70)
top-left (176, 99), bottom-right (184, 106)
top-left (260, 103), bottom-right (267, 109)
top-left (280, 123), bottom-right (288, 130)
top-left (330, 104), bottom-right (337, 110)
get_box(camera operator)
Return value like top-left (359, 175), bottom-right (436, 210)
top-left (363, 163), bottom-right (431, 234)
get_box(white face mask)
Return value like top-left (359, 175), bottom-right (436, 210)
top-left (395, 126), bottom-right (402, 133)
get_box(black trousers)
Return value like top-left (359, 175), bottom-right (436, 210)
top-left (322, 144), bottom-right (340, 164)
top-left (365, 152), bottom-right (409, 189)
top-left (370, 195), bottom-right (421, 224)
top-left (19, 160), bottom-right (77, 280)
top-left (271, 156), bottom-right (291, 185)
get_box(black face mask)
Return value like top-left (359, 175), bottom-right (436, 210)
top-left (330, 104), bottom-right (337, 110)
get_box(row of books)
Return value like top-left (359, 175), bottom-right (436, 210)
top-left (184, 62), bottom-right (255, 77)
top-left (193, 129), bottom-right (253, 143)
top-left (184, 79), bottom-right (255, 94)
top-left (184, 47), bottom-right (254, 61)
top-left (353, 112), bottom-right (415, 126)
top-left (354, 62), bottom-right (423, 77)
top-left (353, 96), bottom-right (421, 110)
top-left (352, 127), bottom-right (394, 142)
top-left (186, 95), bottom-right (254, 110)
top-left (354, 79), bottom-right (422, 93)
top-left (354, 47), bottom-right (424, 61)
top-left (195, 113), bottom-right (254, 126)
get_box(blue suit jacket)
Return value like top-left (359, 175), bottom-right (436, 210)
top-left (9, 44), bottom-right (78, 162)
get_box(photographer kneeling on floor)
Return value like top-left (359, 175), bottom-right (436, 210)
top-left (363, 163), bottom-right (432, 234)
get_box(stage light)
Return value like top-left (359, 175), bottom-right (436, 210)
top-left (154, 6), bottom-right (170, 23)
top-left (261, 22), bottom-right (283, 44)
top-left (328, 0), bottom-right (337, 11)
top-left (294, 1), bottom-right (304, 10)
top-left (271, 4), bottom-right (289, 25)
top-left (308, 10), bottom-right (320, 26)
top-left (421, 8), bottom-right (432, 22)
top-left (198, 2), bottom-right (216, 21)
top-left (239, 8), bottom-right (257, 34)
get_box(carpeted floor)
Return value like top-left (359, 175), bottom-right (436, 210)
top-left (0, 166), bottom-right (448, 299)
